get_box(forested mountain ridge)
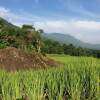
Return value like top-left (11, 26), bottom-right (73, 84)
top-left (42, 33), bottom-right (100, 50)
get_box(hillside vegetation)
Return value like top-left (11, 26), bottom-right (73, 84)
top-left (0, 17), bottom-right (100, 58)
top-left (42, 33), bottom-right (100, 50)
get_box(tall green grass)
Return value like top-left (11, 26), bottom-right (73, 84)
top-left (0, 55), bottom-right (100, 100)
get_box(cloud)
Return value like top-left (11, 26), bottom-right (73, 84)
top-left (59, 0), bottom-right (100, 20)
top-left (0, 6), bottom-right (42, 25)
top-left (35, 20), bottom-right (100, 32)
top-left (0, 6), bottom-right (10, 18)
top-left (35, 20), bottom-right (100, 44)
top-left (73, 21), bottom-right (100, 30)
top-left (0, 6), bottom-right (100, 44)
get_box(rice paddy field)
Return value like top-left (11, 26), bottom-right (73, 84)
top-left (0, 54), bottom-right (100, 100)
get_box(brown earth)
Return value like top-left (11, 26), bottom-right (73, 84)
top-left (0, 47), bottom-right (60, 71)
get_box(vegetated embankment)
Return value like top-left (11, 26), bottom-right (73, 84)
top-left (0, 47), bottom-right (60, 71)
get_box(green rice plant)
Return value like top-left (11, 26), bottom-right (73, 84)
top-left (0, 55), bottom-right (99, 100)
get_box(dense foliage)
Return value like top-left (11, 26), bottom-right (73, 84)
top-left (0, 55), bottom-right (99, 99)
top-left (0, 22), bottom-right (43, 53)
top-left (42, 39), bottom-right (100, 58)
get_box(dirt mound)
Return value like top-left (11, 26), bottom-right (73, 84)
top-left (0, 47), bottom-right (60, 71)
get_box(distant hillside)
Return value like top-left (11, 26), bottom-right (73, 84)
top-left (0, 17), bottom-right (18, 29)
top-left (42, 33), bottom-right (100, 50)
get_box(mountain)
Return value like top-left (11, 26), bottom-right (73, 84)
top-left (42, 33), bottom-right (100, 50)
top-left (0, 17), bottom-right (18, 29)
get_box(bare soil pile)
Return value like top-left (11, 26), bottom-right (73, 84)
top-left (0, 47), bottom-right (60, 71)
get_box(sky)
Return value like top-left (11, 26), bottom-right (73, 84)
top-left (0, 0), bottom-right (100, 44)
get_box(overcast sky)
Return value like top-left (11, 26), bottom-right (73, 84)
top-left (0, 0), bottom-right (100, 44)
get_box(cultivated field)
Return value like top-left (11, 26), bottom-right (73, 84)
top-left (0, 54), bottom-right (100, 100)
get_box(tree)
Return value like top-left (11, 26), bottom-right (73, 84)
top-left (22, 24), bottom-right (35, 31)
top-left (21, 24), bottom-right (44, 53)
top-left (35, 29), bottom-right (44, 53)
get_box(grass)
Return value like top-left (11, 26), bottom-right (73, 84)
top-left (0, 54), bottom-right (100, 100)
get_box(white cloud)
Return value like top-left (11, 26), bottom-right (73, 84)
top-left (0, 6), bottom-right (10, 18)
top-left (0, 6), bottom-right (100, 44)
top-left (0, 6), bottom-right (41, 25)
top-left (35, 20), bottom-right (100, 32)
top-left (73, 21), bottom-right (100, 30)
top-left (35, 20), bottom-right (100, 44)
top-left (59, 0), bottom-right (100, 19)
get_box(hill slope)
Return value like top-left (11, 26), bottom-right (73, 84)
top-left (42, 33), bottom-right (100, 50)
top-left (0, 17), bottom-right (17, 28)
top-left (0, 47), bottom-right (60, 71)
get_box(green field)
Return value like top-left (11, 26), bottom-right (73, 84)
top-left (0, 54), bottom-right (100, 100)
